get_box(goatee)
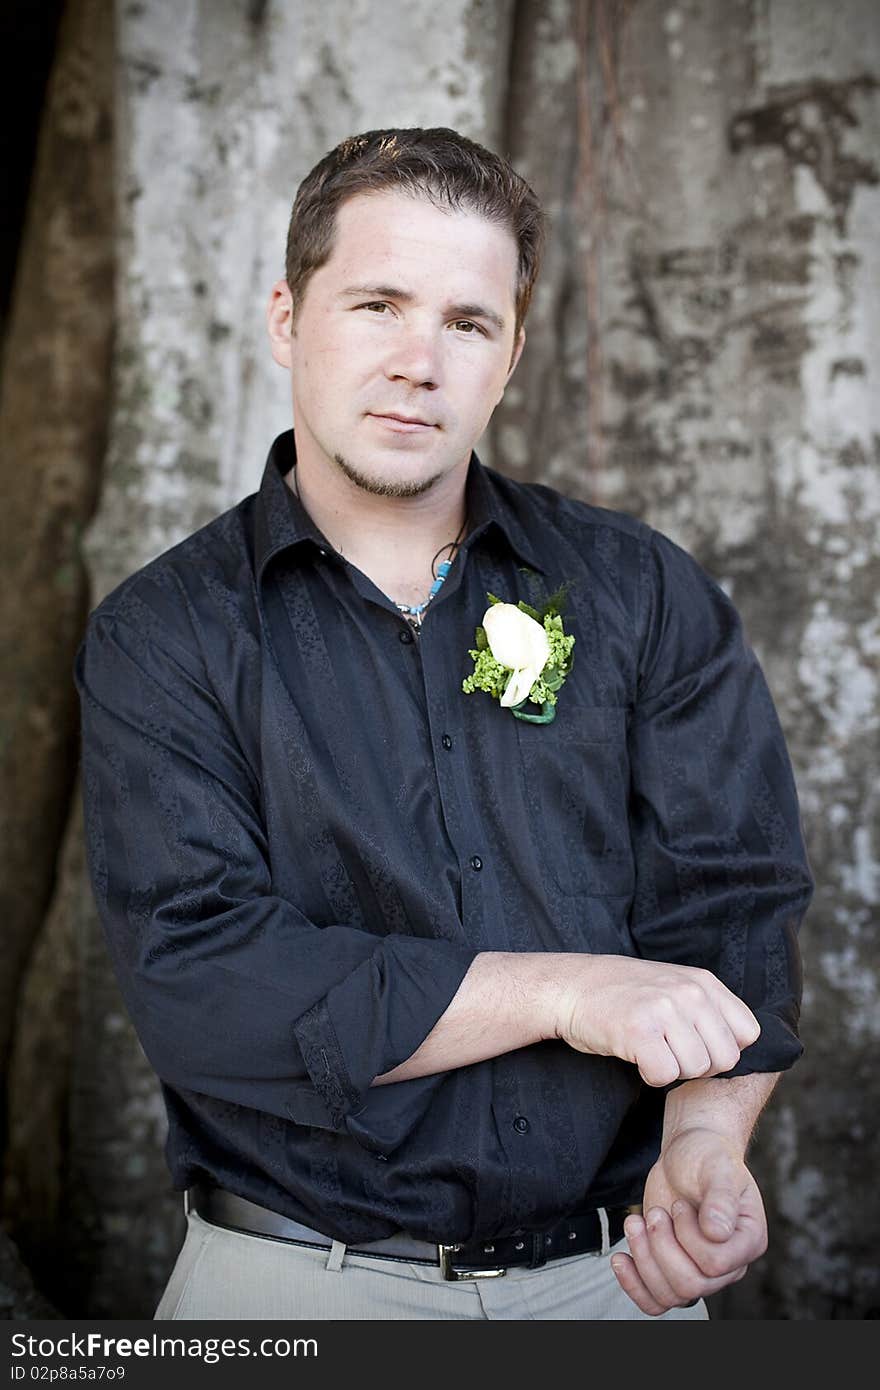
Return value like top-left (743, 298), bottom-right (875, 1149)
top-left (333, 452), bottom-right (443, 499)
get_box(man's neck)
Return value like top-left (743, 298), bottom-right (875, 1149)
top-left (285, 450), bottom-right (470, 605)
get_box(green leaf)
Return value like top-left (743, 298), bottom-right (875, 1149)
top-left (475, 625), bottom-right (488, 650)
top-left (485, 591), bottom-right (503, 606)
top-left (517, 601), bottom-right (541, 622)
top-left (538, 581), bottom-right (572, 620)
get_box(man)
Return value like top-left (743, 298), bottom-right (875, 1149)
top-left (74, 127), bottom-right (814, 1321)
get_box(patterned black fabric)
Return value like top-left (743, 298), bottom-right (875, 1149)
top-left (73, 430), bottom-right (814, 1245)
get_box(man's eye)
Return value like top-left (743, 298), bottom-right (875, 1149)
top-left (357, 305), bottom-right (482, 335)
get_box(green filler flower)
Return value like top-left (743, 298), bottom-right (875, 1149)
top-left (461, 589), bottom-right (575, 724)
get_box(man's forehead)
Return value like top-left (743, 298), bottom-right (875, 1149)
top-left (326, 190), bottom-right (519, 297)
top-left (333, 189), bottom-right (513, 254)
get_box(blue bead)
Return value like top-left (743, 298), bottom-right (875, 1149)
top-left (395, 551), bottom-right (460, 621)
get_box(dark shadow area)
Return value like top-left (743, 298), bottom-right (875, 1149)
top-left (1, 0), bottom-right (66, 342)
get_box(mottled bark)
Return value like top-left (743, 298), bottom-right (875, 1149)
top-left (0, 0), bottom-right (113, 1076)
top-left (592, 0), bottom-right (879, 1319)
top-left (0, 0), bottom-right (113, 1314)
top-left (491, 0), bottom-right (584, 483)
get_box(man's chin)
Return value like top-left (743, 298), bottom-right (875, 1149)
top-left (332, 450), bottom-right (445, 499)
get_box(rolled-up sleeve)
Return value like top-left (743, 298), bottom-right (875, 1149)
top-left (74, 609), bottom-right (477, 1137)
top-left (626, 531), bottom-right (814, 1074)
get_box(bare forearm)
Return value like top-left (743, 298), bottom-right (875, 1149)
top-left (372, 950), bottom-right (766, 1089)
top-left (371, 951), bottom-right (560, 1085)
top-left (661, 1072), bottom-right (781, 1156)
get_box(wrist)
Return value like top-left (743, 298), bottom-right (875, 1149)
top-left (514, 952), bottom-right (573, 1042)
top-left (661, 1073), bottom-right (780, 1157)
top-left (548, 952), bottom-right (609, 1043)
top-left (658, 1123), bottom-right (747, 1169)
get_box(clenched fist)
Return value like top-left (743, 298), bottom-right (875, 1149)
top-left (554, 956), bottom-right (760, 1085)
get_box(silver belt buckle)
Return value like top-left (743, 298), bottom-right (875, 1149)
top-left (438, 1243), bottom-right (507, 1280)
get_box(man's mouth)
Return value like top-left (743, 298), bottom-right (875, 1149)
top-left (368, 413), bottom-right (436, 432)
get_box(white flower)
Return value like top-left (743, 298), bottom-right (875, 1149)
top-left (482, 603), bottom-right (550, 708)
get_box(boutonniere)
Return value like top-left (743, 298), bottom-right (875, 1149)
top-left (461, 585), bottom-right (575, 724)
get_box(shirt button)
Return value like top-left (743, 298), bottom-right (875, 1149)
top-left (469, 855), bottom-right (483, 871)
top-left (513, 1116), bottom-right (530, 1134)
top-left (398, 628), bottom-right (414, 644)
top-left (441, 734), bottom-right (453, 750)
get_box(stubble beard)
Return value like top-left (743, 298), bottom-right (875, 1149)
top-left (332, 451), bottom-right (446, 499)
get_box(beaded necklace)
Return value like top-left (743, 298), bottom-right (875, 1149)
top-left (394, 514), bottom-right (468, 629)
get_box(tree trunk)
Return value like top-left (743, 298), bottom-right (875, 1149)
top-left (592, 0), bottom-right (879, 1320)
top-left (0, 0), bottom-right (113, 1314)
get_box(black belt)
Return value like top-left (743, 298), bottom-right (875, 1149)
top-left (186, 1183), bottom-right (638, 1280)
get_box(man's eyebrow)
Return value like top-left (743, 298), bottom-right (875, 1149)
top-left (338, 285), bottom-right (506, 333)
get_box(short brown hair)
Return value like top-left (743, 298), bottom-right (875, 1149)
top-left (284, 127), bottom-right (545, 347)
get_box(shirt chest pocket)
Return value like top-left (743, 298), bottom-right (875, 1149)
top-left (514, 704), bottom-right (634, 898)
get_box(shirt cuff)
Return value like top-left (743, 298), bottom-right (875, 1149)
top-left (719, 1006), bottom-right (804, 1077)
top-left (292, 937), bottom-right (479, 1130)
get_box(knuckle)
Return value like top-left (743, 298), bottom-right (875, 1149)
top-left (693, 967), bottom-right (719, 992)
top-left (649, 995), bottom-right (677, 1022)
top-left (631, 1016), bottom-right (660, 1041)
top-left (702, 1249), bottom-right (730, 1279)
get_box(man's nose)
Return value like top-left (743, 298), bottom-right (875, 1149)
top-left (383, 325), bottom-right (442, 388)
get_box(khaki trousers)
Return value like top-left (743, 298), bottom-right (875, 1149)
top-left (154, 1210), bottom-right (709, 1321)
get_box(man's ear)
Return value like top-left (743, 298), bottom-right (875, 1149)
top-left (266, 280), bottom-right (294, 369)
top-left (501, 326), bottom-right (526, 397)
top-left (506, 326), bottom-right (526, 382)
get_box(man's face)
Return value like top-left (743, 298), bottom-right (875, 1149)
top-left (268, 188), bottom-right (525, 498)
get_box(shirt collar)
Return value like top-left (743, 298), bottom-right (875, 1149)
top-left (254, 429), bottom-right (546, 583)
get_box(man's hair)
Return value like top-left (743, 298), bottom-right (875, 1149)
top-left (284, 127), bottom-right (545, 346)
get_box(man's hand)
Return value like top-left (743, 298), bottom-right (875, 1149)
top-left (554, 956), bottom-right (761, 1084)
top-left (609, 1126), bottom-right (767, 1315)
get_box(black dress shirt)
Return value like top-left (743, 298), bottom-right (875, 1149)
top-left (73, 430), bottom-right (814, 1245)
